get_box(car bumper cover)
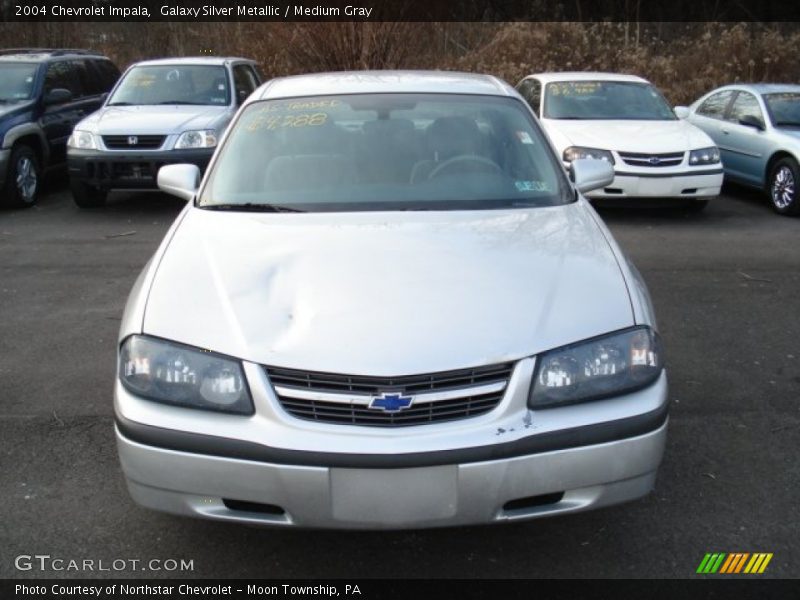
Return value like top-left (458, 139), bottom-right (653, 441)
top-left (586, 168), bottom-right (723, 199)
top-left (67, 147), bottom-right (213, 190)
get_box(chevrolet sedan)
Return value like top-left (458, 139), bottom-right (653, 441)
top-left (115, 71), bottom-right (668, 529)
top-left (679, 83), bottom-right (800, 216)
top-left (517, 72), bottom-right (723, 211)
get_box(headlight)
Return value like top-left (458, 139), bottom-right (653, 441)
top-left (119, 335), bottom-right (253, 415)
top-left (688, 146), bottom-right (720, 165)
top-left (529, 326), bottom-right (663, 408)
top-left (67, 130), bottom-right (97, 150)
top-left (175, 129), bottom-right (217, 149)
top-left (563, 146), bottom-right (615, 165)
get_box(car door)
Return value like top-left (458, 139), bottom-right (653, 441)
top-left (39, 60), bottom-right (96, 165)
top-left (689, 90), bottom-right (735, 153)
top-left (719, 91), bottom-right (771, 186)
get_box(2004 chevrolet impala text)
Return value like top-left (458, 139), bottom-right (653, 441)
top-left (115, 71), bottom-right (668, 529)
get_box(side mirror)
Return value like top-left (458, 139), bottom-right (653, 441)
top-left (674, 106), bottom-right (690, 119)
top-left (738, 114), bottom-right (765, 131)
top-left (570, 158), bottom-right (615, 194)
top-left (158, 164), bottom-right (201, 201)
top-left (44, 88), bottom-right (73, 106)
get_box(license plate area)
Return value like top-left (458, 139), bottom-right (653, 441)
top-left (330, 466), bottom-right (458, 525)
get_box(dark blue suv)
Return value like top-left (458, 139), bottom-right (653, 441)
top-left (0, 49), bottom-right (120, 207)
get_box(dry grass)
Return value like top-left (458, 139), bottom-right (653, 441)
top-left (1, 22), bottom-right (798, 103)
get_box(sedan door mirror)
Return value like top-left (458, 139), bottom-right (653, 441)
top-left (44, 88), bottom-right (73, 106)
top-left (158, 164), bottom-right (201, 201)
top-left (674, 106), bottom-right (690, 119)
top-left (738, 114), bottom-right (765, 131)
top-left (570, 158), bottom-right (615, 194)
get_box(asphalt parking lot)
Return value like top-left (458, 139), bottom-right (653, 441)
top-left (1, 178), bottom-right (798, 579)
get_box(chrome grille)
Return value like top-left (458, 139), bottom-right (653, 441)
top-left (618, 151), bottom-right (684, 167)
top-left (102, 135), bottom-right (166, 150)
top-left (266, 362), bottom-right (514, 427)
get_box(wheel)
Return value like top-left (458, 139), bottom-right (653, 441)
top-left (70, 180), bottom-right (108, 208)
top-left (683, 199), bottom-right (709, 213)
top-left (1, 144), bottom-right (40, 208)
top-left (768, 157), bottom-right (800, 216)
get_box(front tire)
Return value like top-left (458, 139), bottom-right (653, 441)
top-left (768, 157), bottom-right (800, 216)
top-left (1, 144), bottom-right (40, 208)
top-left (71, 180), bottom-right (108, 208)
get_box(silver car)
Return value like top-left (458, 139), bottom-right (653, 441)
top-left (678, 84), bottom-right (800, 216)
top-left (115, 71), bottom-right (668, 529)
top-left (67, 56), bottom-right (261, 207)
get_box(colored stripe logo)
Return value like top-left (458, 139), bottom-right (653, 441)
top-left (696, 553), bottom-right (773, 574)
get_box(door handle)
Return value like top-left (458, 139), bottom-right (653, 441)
top-left (721, 128), bottom-right (730, 134)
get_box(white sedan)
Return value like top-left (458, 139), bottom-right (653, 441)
top-left (517, 72), bottom-right (723, 211)
top-left (115, 71), bottom-right (668, 529)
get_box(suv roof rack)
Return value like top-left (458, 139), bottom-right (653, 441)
top-left (0, 48), bottom-right (98, 57)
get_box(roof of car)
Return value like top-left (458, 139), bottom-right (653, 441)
top-left (527, 72), bottom-right (649, 84)
top-left (132, 56), bottom-right (254, 68)
top-left (0, 49), bottom-right (106, 62)
top-left (253, 70), bottom-right (516, 101)
top-left (717, 83), bottom-right (800, 95)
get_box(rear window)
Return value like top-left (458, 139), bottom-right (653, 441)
top-left (200, 93), bottom-right (571, 212)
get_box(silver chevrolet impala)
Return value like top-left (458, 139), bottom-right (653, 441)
top-left (115, 71), bottom-right (668, 529)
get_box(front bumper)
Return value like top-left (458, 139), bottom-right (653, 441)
top-left (115, 358), bottom-right (669, 529)
top-left (585, 168), bottom-right (723, 199)
top-left (67, 147), bottom-right (213, 191)
top-left (0, 148), bottom-right (10, 187)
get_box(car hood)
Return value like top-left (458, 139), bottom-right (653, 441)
top-left (143, 203), bottom-right (635, 375)
top-left (79, 104), bottom-right (229, 135)
top-left (544, 118), bottom-right (714, 153)
top-left (0, 100), bottom-right (32, 121)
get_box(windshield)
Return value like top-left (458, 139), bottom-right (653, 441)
top-left (0, 63), bottom-right (37, 102)
top-left (108, 65), bottom-right (230, 106)
top-left (764, 92), bottom-right (800, 127)
top-left (200, 93), bottom-right (570, 212)
top-left (544, 80), bottom-right (676, 120)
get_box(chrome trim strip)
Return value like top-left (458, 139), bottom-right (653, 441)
top-left (274, 380), bottom-right (508, 405)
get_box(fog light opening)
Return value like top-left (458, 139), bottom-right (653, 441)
top-left (502, 492), bottom-right (565, 513)
top-left (222, 499), bottom-right (286, 515)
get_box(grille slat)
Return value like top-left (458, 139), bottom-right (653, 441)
top-left (102, 135), bottom-right (166, 150)
top-left (266, 363), bottom-right (514, 427)
top-left (618, 151), bottom-right (684, 168)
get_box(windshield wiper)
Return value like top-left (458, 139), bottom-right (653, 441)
top-left (107, 102), bottom-right (133, 106)
top-left (203, 203), bottom-right (306, 213)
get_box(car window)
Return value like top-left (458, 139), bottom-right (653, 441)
top-left (233, 64), bottom-right (259, 102)
top-left (108, 65), bottom-right (230, 106)
top-left (696, 90), bottom-right (734, 120)
top-left (728, 92), bottom-right (763, 125)
top-left (43, 60), bottom-right (85, 99)
top-left (517, 78), bottom-right (542, 116)
top-left (543, 80), bottom-right (675, 120)
top-left (92, 59), bottom-right (121, 92)
top-left (201, 93), bottom-right (571, 212)
top-left (763, 92), bottom-right (800, 128)
top-left (0, 63), bottom-right (38, 102)
top-left (73, 59), bottom-right (103, 96)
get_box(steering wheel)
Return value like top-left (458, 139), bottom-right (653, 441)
top-left (428, 155), bottom-right (503, 179)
